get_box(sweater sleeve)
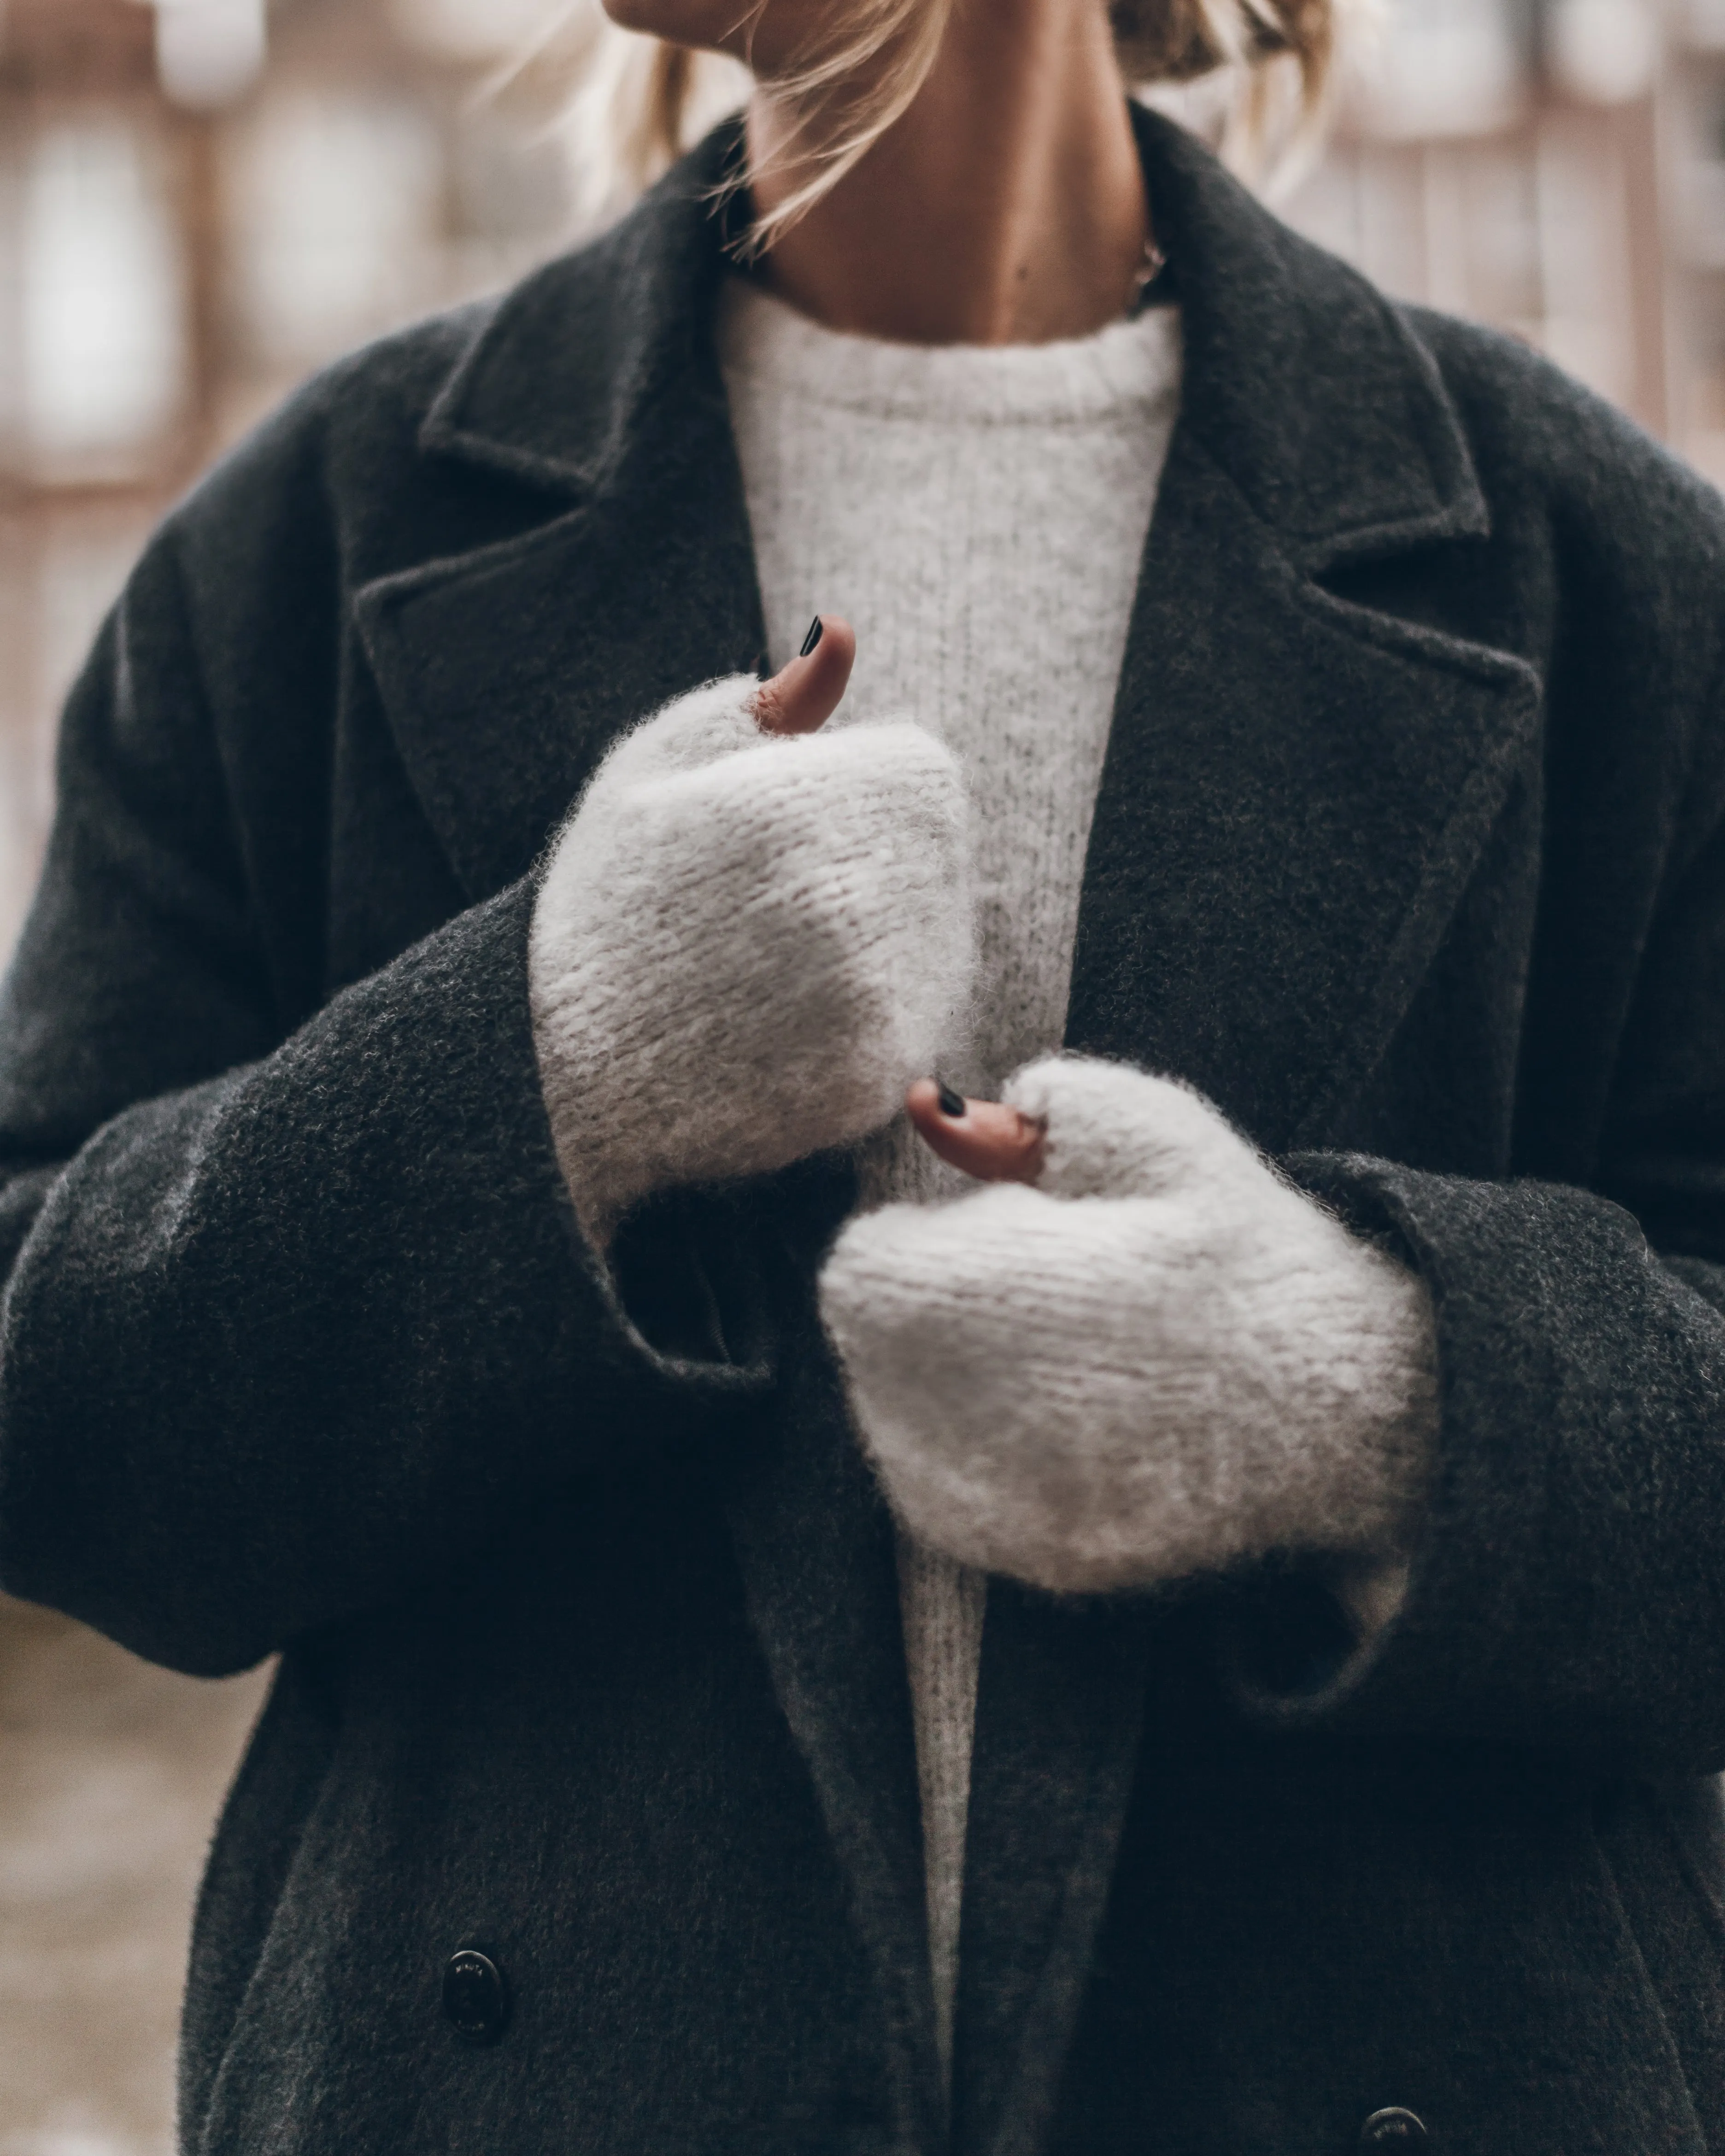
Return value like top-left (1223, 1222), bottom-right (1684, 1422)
top-left (821, 1056), bottom-right (1438, 1598)
top-left (0, 518), bottom-right (770, 1680)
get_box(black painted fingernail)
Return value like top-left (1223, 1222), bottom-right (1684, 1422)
top-left (937, 1084), bottom-right (966, 1119)
top-left (800, 615), bottom-right (824, 657)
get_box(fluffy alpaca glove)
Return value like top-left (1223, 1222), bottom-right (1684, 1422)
top-left (818, 1055), bottom-right (1437, 1596)
top-left (529, 674), bottom-right (974, 1245)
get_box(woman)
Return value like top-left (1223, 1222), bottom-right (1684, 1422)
top-left (0, 0), bottom-right (1722, 2147)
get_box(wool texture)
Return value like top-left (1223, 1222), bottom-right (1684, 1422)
top-left (893, 1534), bottom-right (987, 2072)
top-left (718, 276), bottom-right (1179, 1114)
top-left (528, 673), bottom-right (974, 1245)
top-left (4, 110), bottom-right (1725, 2156)
top-left (721, 279), bottom-right (1180, 2063)
top-left (821, 1055), bottom-right (1438, 1594)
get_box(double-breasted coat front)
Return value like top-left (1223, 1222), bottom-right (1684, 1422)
top-left (1, 106), bottom-right (1725, 2156)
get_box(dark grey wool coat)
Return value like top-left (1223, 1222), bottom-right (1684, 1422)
top-left (3, 99), bottom-right (1725, 2156)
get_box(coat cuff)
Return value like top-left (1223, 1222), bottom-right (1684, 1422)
top-left (1226, 1150), bottom-right (1725, 1771)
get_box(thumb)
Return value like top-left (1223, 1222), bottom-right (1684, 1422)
top-left (906, 1079), bottom-right (1047, 1184)
top-left (750, 615), bottom-right (857, 735)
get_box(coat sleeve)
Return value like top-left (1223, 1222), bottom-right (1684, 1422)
top-left (1252, 655), bottom-right (1725, 1773)
top-left (0, 508), bottom-right (770, 1681)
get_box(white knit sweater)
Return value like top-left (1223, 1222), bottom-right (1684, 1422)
top-left (718, 277), bottom-right (1183, 2069)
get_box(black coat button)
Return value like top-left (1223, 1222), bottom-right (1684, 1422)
top-left (1360, 2109), bottom-right (1428, 2148)
top-left (442, 1949), bottom-right (509, 2045)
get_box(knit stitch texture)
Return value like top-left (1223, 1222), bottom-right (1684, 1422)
top-left (528, 674), bottom-right (974, 1244)
top-left (720, 280), bottom-right (1180, 2066)
top-left (820, 1054), bottom-right (1438, 1592)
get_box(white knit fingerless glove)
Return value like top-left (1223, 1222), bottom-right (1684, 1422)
top-left (818, 1055), bottom-right (1436, 1596)
top-left (529, 675), bottom-right (975, 1244)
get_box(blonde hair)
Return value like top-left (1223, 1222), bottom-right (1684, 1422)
top-left (557, 0), bottom-right (1349, 241)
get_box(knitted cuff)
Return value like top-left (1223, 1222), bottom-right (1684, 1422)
top-left (529, 677), bottom-right (975, 1245)
top-left (821, 1055), bottom-right (1437, 1596)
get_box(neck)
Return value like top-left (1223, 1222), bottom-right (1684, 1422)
top-left (745, 0), bottom-right (1149, 347)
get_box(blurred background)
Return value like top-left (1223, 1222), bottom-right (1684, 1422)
top-left (0, 0), bottom-right (1721, 2147)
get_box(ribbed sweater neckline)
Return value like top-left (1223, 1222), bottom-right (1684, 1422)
top-left (715, 274), bottom-right (1182, 426)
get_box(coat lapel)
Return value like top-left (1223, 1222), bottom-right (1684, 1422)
top-left (722, 1226), bottom-right (947, 2156)
top-left (1066, 106), bottom-right (1541, 1154)
top-left (953, 110), bottom-right (1541, 2156)
top-left (1065, 411), bottom-right (1541, 1153)
top-left (952, 1586), bottom-right (1155, 2156)
top-left (353, 123), bottom-right (765, 903)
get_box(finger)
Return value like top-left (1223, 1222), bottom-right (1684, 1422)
top-left (750, 615), bottom-right (857, 736)
top-left (906, 1078), bottom-right (1046, 1185)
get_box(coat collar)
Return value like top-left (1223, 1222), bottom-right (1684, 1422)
top-left (1141, 104), bottom-right (1487, 570)
top-left (354, 100), bottom-right (1533, 1141)
top-left (416, 121), bottom-right (745, 498)
top-left (352, 124), bottom-right (763, 902)
top-left (355, 107), bottom-right (1538, 2156)
top-left (409, 102), bottom-right (1489, 559)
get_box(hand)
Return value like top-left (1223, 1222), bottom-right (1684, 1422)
top-left (820, 1055), bottom-right (1436, 1595)
top-left (529, 622), bottom-right (975, 1243)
